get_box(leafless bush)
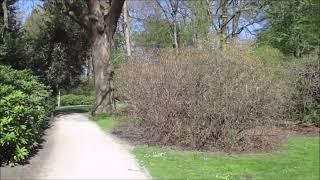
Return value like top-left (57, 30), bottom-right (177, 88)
top-left (117, 47), bottom-right (287, 150)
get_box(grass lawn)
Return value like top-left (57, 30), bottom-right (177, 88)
top-left (134, 137), bottom-right (320, 179)
top-left (91, 113), bottom-right (119, 131)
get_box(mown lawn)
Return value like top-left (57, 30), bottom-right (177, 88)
top-left (134, 137), bottom-right (320, 180)
top-left (91, 113), bottom-right (119, 131)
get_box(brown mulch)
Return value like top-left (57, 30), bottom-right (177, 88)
top-left (114, 121), bottom-right (320, 153)
top-left (278, 121), bottom-right (320, 136)
top-left (234, 122), bottom-right (319, 152)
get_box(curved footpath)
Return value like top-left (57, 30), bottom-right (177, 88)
top-left (1, 113), bottom-right (150, 179)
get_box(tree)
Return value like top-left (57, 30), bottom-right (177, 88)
top-left (21, 7), bottom-right (89, 94)
top-left (1, 0), bottom-right (9, 38)
top-left (0, 0), bottom-right (21, 68)
top-left (258, 0), bottom-right (320, 57)
top-left (51, 0), bottom-right (125, 114)
top-left (123, 0), bottom-right (131, 57)
top-left (135, 18), bottom-right (172, 48)
top-left (155, 0), bottom-right (183, 48)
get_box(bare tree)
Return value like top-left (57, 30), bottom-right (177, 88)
top-left (61, 0), bottom-right (125, 115)
top-left (155, 0), bottom-right (181, 48)
top-left (197, 0), bottom-right (265, 43)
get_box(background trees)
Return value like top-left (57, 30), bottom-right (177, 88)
top-left (0, 0), bottom-right (319, 165)
top-left (0, 0), bottom-right (319, 117)
top-left (21, 6), bottom-right (90, 94)
top-left (258, 0), bottom-right (320, 57)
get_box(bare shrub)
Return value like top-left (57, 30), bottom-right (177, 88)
top-left (117, 47), bottom-right (287, 150)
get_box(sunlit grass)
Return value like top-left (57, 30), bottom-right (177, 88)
top-left (134, 137), bottom-right (320, 179)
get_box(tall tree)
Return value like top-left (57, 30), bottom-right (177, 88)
top-left (155, 0), bottom-right (182, 48)
top-left (21, 7), bottom-right (89, 93)
top-left (258, 0), bottom-right (320, 57)
top-left (0, 0), bottom-right (21, 68)
top-left (53, 0), bottom-right (125, 114)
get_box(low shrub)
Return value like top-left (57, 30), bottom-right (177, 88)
top-left (287, 52), bottom-right (320, 125)
top-left (63, 78), bottom-right (95, 96)
top-left (60, 94), bottom-right (94, 106)
top-left (0, 65), bottom-right (55, 165)
top-left (118, 48), bottom-right (287, 150)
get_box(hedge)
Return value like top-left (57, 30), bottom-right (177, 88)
top-left (60, 94), bottom-right (94, 106)
top-left (0, 65), bottom-right (55, 165)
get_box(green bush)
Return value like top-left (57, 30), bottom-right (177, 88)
top-left (63, 78), bottom-right (95, 96)
top-left (254, 45), bottom-right (286, 77)
top-left (0, 65), bottom-right (55, 165)
top-left (60, 94), bottom-right (94, 106)
top-left (287, 52), bottom-right (320, 125)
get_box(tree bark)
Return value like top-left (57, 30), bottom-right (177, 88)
top-left (1, 0), bottom-right (8, 39)
top-left (173, 19), bottom-right (179, 48)
top-left (123, 1), bottom-right (131, 57)
top-left (91, 33), bottom-right (115, 114)
top-left (64, 0), bottom-right (125, 115)
top-left (220, 0), bottom-right (228, 47)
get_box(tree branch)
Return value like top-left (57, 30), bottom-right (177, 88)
top-left (104, 0), bottom-right (125, 36)
top-left (64, 0), bottom-right (90, 30)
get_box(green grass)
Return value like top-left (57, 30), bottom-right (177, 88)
top-left (91, 113), bottom-right (120, 131)
top-left (134, 137), bottom-right (320, 179)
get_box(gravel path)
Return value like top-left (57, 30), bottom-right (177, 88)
top-left (0, 113), bottom-right (150, 179)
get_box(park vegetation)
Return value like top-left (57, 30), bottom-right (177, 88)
top-left (0, 0), bottom-right (319, 165)
top-left (0, 66), bottom-right (55, 164)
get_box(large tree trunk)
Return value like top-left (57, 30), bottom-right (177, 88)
top-left (64, 0), bottom-right (125, 115)
top-left (91, 33), bottom-right (114, 115)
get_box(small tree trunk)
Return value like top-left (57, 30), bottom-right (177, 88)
top-left (219, 0), bottom-right (228, 48)
top-left (86, 49), bottom-right (93, 80)
top-left (1, 0), bottom-right (8, 39)
top-left (57, 90), bottom-right (61, 107)
top-left (173, 19), bottom-right (179, 48)
top-left (91, 33), bottom-right (114, 115)
top-left (123, 1), bottom-right (131, 57)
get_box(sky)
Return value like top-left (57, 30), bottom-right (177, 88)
top-left (16, 0), bottom-right (43, 22)
top-left (15, 0), bottom-right (259, 39)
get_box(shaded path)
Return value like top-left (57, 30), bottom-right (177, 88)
top-left (1, 113), bottom-right (149, 179)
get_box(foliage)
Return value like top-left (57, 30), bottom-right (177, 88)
top-left (134, 137), bottom-right (320, 179)
top-left (253, 45), bottom-right (286, 76)
top-left (258, 0), bottom-right (320, 57)
top-left (0, 0), bottom-right (23, 68)
top-left (178, 0), bottom-right (212, 47)
top-left (19, 6), bottom-right (90, 93)
top-left (134, 18), bottom-right (172, 48)
top-left (287, 52), bottom-right (320, 125)
top-left (118, 47), bottom-right (287, 150)
top-left (63, 78), bottom-right (95, 96)
top-left (0, 65), bottom-right (55, 165)
top-left (60, 94), bottom-right (94, 106)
